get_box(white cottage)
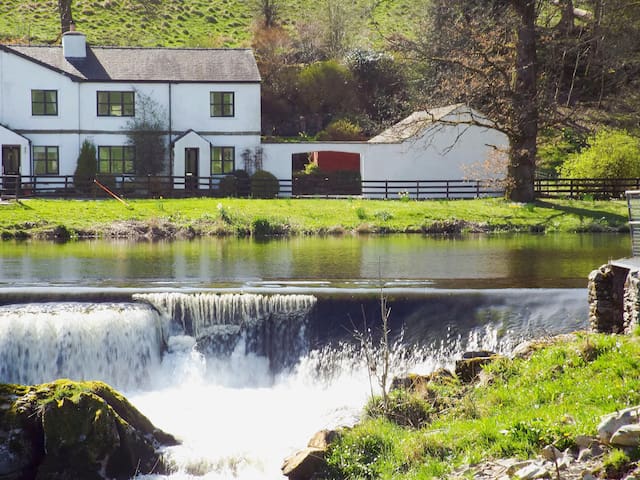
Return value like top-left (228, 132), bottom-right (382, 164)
top-left (0, 30), bottom-right (261, 190)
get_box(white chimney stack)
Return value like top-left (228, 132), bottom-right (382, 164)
top-left (62, 30), bottom-right (87, 59)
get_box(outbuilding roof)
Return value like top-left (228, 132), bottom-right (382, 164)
top-left (368, 104), bottom-right (466, 144)
top-left (1, 44), bottom-right (261, 83)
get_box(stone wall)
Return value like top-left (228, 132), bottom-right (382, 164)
top-left (589, 263), bottom-right (640, 334)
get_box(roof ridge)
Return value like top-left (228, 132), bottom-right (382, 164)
top-left (4, 44), bottom-right (253, 52)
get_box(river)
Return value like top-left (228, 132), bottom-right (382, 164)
top-left (0, 233), bottom-right (630, 478)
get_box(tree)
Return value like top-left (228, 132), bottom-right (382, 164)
top-left (73, 139), bottom-right (96, 194)
top-left (253, 0), bottom-right (281, 28)
top-left (560, 129), bottom-right (640, 179)
top-left (405, 0), bottom-right (541, 202)
top-left (296, 60), bottom-right (357, 133)
top-left (58, 0), bottom-right (74, 34)
top-left (124, 91), bottom-right (168, 176)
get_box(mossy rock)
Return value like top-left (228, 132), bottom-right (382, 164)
top-left (0, 379), bottom-right (178, 480)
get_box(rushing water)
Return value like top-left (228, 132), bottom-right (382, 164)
top-left (0, 234), bottom-right (629, 478)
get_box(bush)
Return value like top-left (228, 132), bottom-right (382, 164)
top-left (250, 170), bottom-right (279, 198)
top-left (317, 118), bottom-right (365, 141)
top-left (218, 175), bottom-right (238, 197)
top-left (365, 390), bottom-right (433, 428)
top-left (73, 140), bottom-right (97, 194)
top-left (560, 129), bottom-right (640, 179)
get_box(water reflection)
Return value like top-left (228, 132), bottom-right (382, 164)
top-left (0, 233), bottom-right (629, 289)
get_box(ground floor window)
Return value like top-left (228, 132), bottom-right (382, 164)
top-left (211, 146), bottom-right (235, 174)
top-left (33, 146), bottom-right (59, 175)
top-left (98, 146), bottom-right (135, 174)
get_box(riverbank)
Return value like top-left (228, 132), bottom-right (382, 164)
top-left (0, 197), bottom-right (630, 240)
top-left (319, 331), bottom-right (640, 479)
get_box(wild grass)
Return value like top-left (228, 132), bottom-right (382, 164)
top-left (0, 197), bottom-right (629, 240)
top-left (326, 333), bottom-right (640, 479)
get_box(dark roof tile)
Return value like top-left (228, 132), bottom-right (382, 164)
top-left (3, 45), bottom-right (261, 83)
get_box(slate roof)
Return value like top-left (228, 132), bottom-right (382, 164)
top-left (1, 44), bottom-right (261, 83)
top-left (368, 104), bottom-right (465, 144)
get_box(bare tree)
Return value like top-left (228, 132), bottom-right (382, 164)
top-left (254, 0), bottom-right (280, 28)
top-left (58, 0), bottom-right (74, 34)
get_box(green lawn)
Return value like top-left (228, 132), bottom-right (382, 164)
top-left (0, 197), bottom-right (630, 240)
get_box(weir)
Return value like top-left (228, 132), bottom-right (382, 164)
top-left (0, 289), bottom-right (587, 390)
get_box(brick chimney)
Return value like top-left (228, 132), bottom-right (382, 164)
top-left (62, 26), bottom-right (86, 59)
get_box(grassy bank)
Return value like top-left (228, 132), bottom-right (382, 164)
top-left (0, 197), bottom-right (629, 240)
top-left (326, 332), bottom-right (640, 479)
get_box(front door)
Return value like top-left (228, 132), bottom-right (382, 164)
top-left (1, 145), bottom-right (21, 195)
top-left (185, 148), bottom-right (199, 192)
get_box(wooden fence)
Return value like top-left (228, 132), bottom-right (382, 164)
top-left (2, 174), bottom-right (639, 200)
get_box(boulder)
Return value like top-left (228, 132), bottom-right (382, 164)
top-left (281, 447), bottom-right (326, 480)
top-left (307, 429), bottom-right (341, 450)
top-left (0, 379), bottom-right (178, 480)
top-left (597, 406), bottom-right (640, 444)
top-left (610, 424), bottom-right (640, 447)
top-left (455, 351), bottom-right (500, 383)
top-left (282, 428), bottom-right (343, 480)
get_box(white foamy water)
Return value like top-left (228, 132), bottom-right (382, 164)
top-left (0, 291), bottom-right (584, 479)
top-left (0, 302), bottom-right (163, 390)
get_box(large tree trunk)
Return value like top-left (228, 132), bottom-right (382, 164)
top-left (506, 0), bottom-right (538, 202)
top-left (58, 0), bottom-right (74, 34)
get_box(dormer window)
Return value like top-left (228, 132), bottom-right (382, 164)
top-left (210, 92), bottom-right (234, 117)
top-left (32, 90), bottom-right (58, 116)
top-left (97, 91), bottom-right (134, 117)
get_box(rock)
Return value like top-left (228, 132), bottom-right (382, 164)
top-left (455, 351), bottom-right (500, 383)
top-left (281, 447), bottom-right (326, 480)
top-left (307, 429), bottom-right (341, 450)
top-left (610, 424), bottom-right (640, 447)
top-left (597, 406), bottom-right (640, 443)
top-left (390, 369), bottom-right (454, 392)
top-left (541, 445), bottom-right (562, 462)
top-left (575, 434), bottom-right (597, 449)
top-left (0, 380), bottom-right (178, 480)
top-left (513, 462), bottom-right (549, 479)
top-left (507, 460), bottom-right (536, 475)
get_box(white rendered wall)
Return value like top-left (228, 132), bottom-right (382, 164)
top-left (361, 123), bottom-right (508, 182)
top-left (171, 83), bottom-right (261, 134)
top-left (0, 50), bottom-right (79, 133)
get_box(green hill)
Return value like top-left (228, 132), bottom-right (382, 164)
top-left (0, 0), bottom-right (416, 47)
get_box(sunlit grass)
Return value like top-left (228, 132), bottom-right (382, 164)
top-left (327, 333), bottom-right (640, 479)
top-left (0, 197), bottom-right (629, 239)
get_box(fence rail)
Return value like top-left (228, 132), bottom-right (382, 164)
top-left (1, 175), bottom-right (504, 200)
top-left (534, 178), bottom-right (640, 199)
top-left (2, 174), bottom-right (639, 200)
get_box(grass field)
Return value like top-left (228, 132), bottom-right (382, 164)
top-left (0, 197), bottom-right (629, 240)
top-left (0, 0), bottom-right (417, 47)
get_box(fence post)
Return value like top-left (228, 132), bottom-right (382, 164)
top-left (446, 181), bottom-right (450, 200)
top-left (385, 181), bottom-right (389, 200)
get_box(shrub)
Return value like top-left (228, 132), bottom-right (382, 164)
top-left (250, 170), bottom-right (279, 198)
top-left (560, 129), bottom-right (640, 179)
top-left (73, 140), bottom-right (97, 194)
top-left (365, 390), bottom-right (433, 428)
top-left (218, 175), bottom-right (238, 197)
top-left (231, 169), bottom-right (251, 197)
top-left (317, 118), bottom-right (365, 141)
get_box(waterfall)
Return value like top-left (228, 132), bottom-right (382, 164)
top-left (0, 302), bottom-right (163, 391)
top-left (134, 292), bottom-right (317, 371)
